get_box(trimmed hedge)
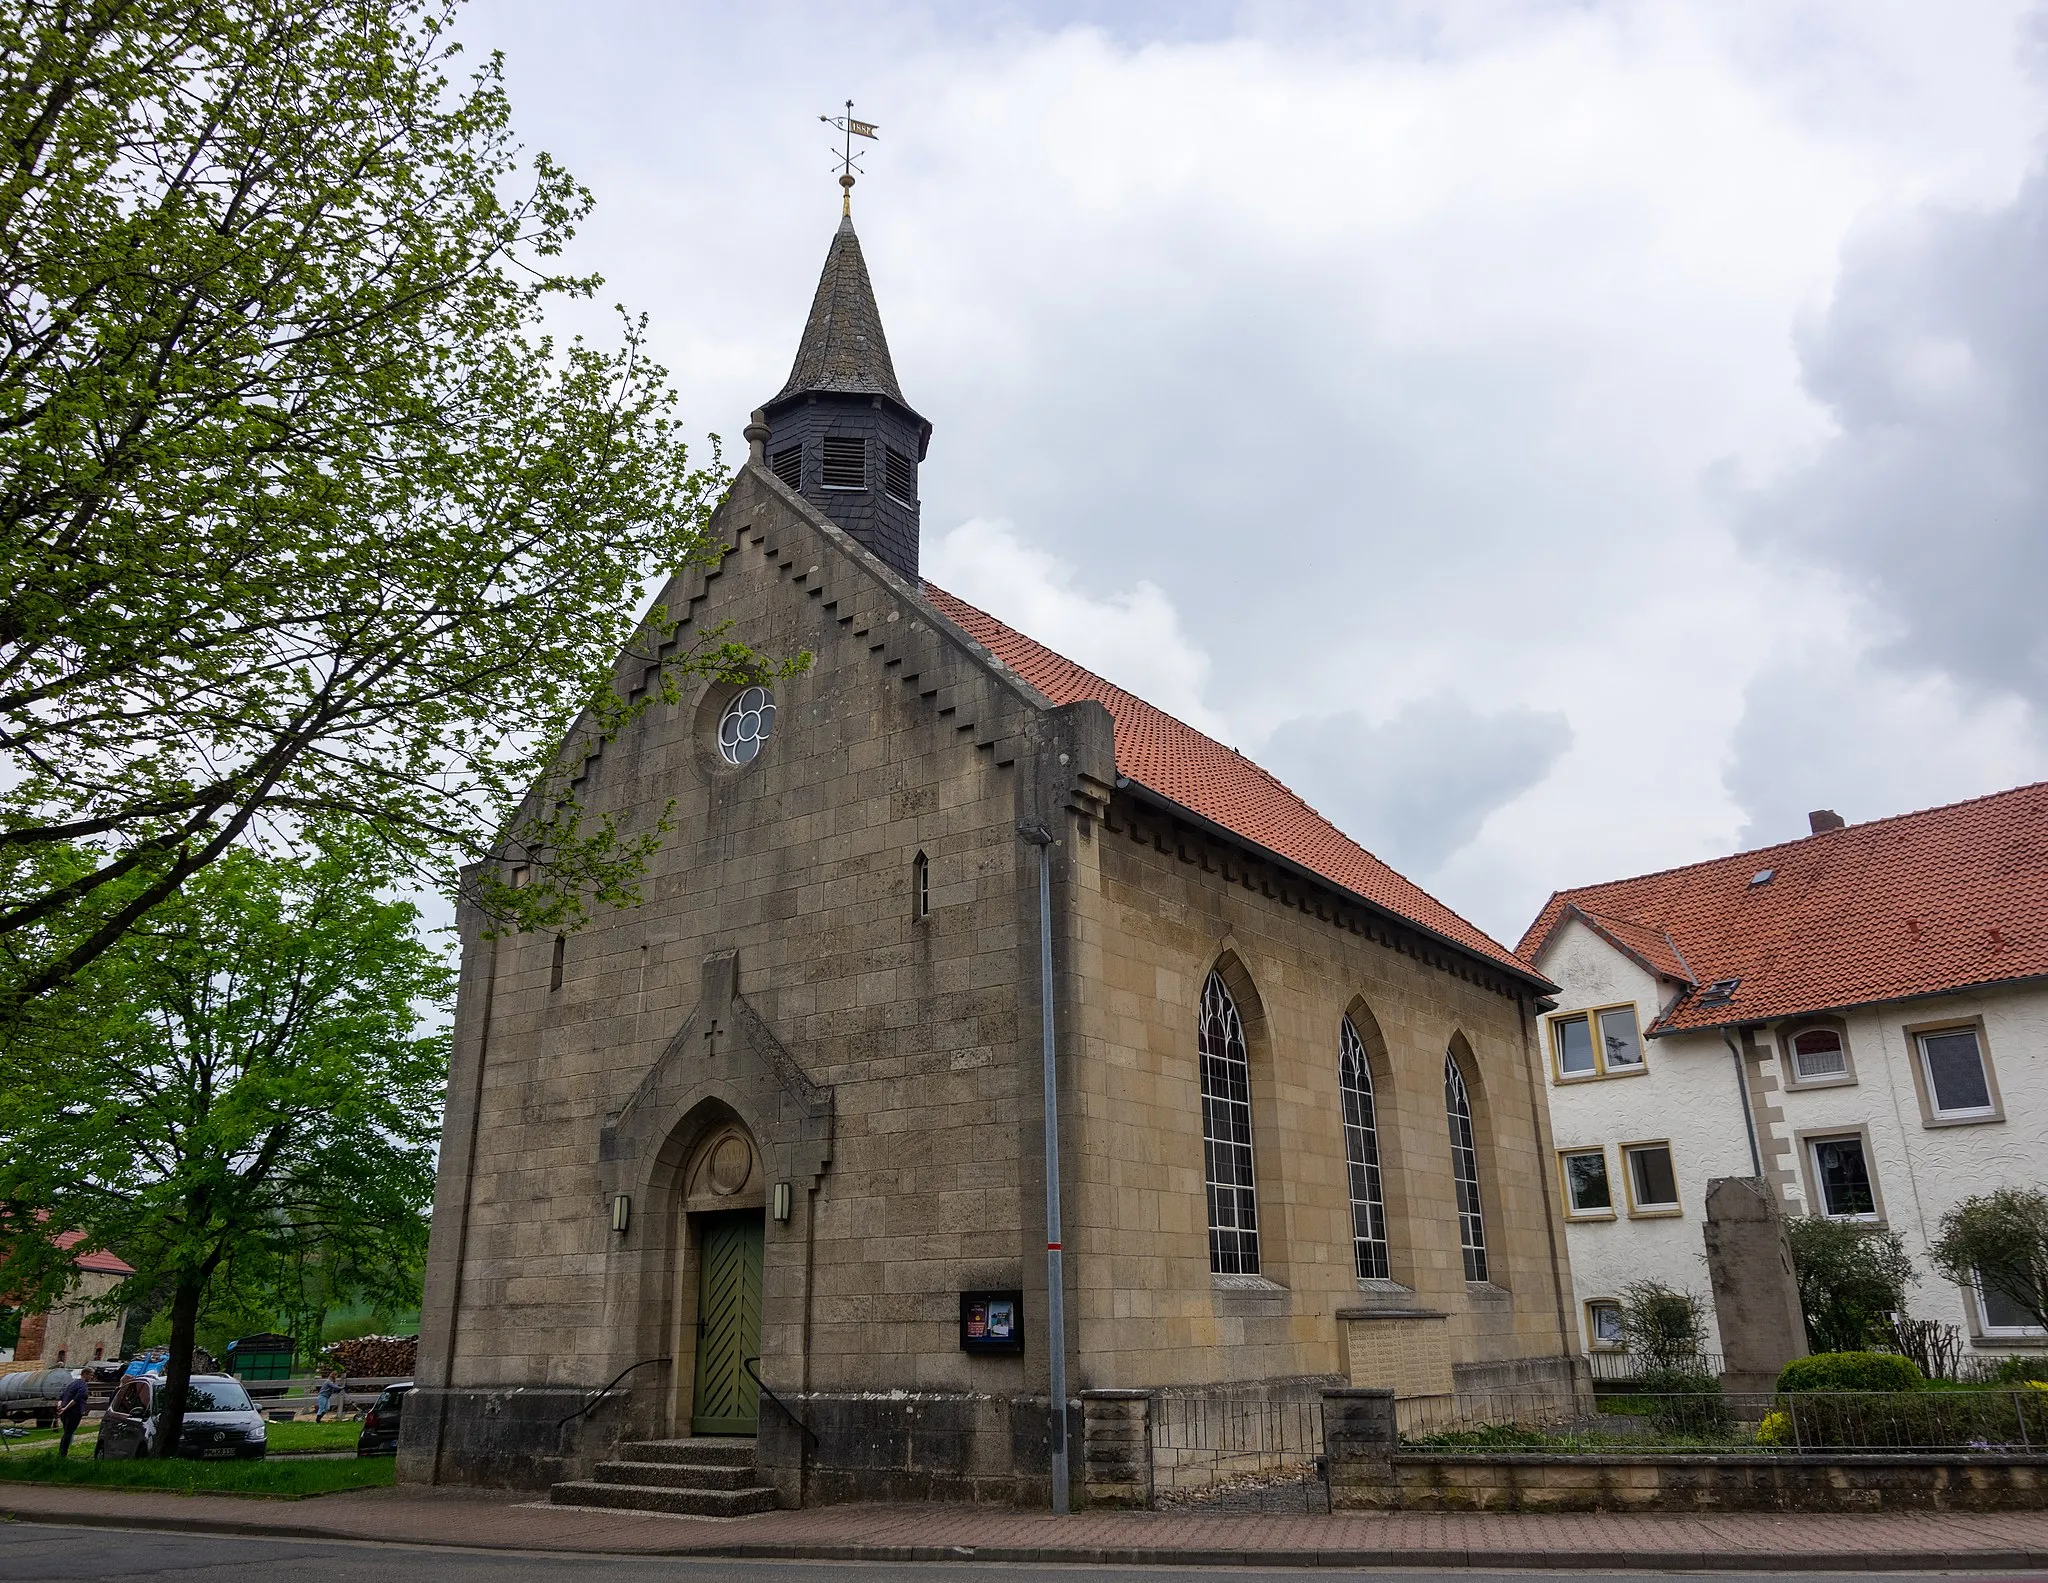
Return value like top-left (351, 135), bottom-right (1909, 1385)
top-left (1776, 1351), bottom-right (1925, 1394)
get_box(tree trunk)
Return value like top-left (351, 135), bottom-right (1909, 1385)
top-left (155, 1277), bottom-right (204, 1458)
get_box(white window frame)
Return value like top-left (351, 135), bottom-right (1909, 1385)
top-left (1445, 1051), bottom-right (1488, 1284)
top-left (1586, 1299), bottom-right (1625, 1350)
top-left (1557, 1147), bottom-right (1615, 1221)
top-left (1547, 1001), bottom-right (1647, 1082)
top-left (1973, 1271), bottom-right (2047, 1339)
top-left (1620, 1140), bottom-right (1682, 1218)
top-left (1911, 1021), bottom-right (2001, 1125)
top-left (1803, 1130), bottom-right (1883, 1223)
top-left (1339, 1017), bottom-right (1391, 1282)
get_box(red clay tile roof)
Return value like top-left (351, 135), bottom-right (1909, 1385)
top-left (1567, 906), bottom-right (1696, 987)
top-left (922, 584), bottom-right (1537, 981)
top-left (54, 1230), bottom-right (133, 1277)
top-left (1517, 781), bottom-right (2048, 1033)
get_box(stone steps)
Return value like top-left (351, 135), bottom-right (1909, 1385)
top-left (551, 1437), bottom-right (777, 1517)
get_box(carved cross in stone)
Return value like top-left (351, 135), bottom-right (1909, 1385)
top-left (703, 1019), bottom-right (725, 1058)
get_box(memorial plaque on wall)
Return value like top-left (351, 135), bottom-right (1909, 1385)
top-left (958, 1290), bottom-right (1024, 1354)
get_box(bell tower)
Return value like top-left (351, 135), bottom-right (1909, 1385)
top-left (757, 215), bottom-right (931, 581)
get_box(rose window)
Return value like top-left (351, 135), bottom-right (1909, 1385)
top-left (717, 686), bottom-right (775, 766)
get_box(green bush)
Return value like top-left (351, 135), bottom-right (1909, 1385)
top-left (1768, 1387), bottom-right (2048, 1450)
top-left (1634, 1365), bottom-right (1730, 1434)
top-left (1988, 1354), bottom-right (2048, 1386)
top-left (1776, 1351), bottom-right (1925, 1394)
top-left (1785, 1218), bottom-right (1917, 1353)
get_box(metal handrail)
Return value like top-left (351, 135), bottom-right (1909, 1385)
top-left (742, 1356), bottom-right (817, 1453)
top-left (556, 1356), bottom-right (671, 1429)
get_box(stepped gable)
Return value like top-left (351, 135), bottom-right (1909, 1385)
top-left (922, 583), bottom-right (1535, 980)
top-left (1518, 780), bottom-right (2048, 1033)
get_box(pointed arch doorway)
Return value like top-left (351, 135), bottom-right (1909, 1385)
top-left (680, 1120), bottom-right (766, 1436)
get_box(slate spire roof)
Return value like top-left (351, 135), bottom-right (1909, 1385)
top-left (1517, 781), bottom-right (2048, 1033)
top-left (774, 214), bottom-right (906, 404)
top-left (922, 584), bottom-right (1543, 984)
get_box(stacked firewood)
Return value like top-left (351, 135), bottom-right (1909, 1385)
top-left (321, 1334), bottom-right (419, 1376)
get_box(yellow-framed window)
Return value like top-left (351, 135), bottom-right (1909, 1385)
top-left (1549, 1002), bottom-right (1647, 1080)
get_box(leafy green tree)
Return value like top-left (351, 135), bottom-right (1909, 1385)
top-left (0, 841), bottom-right (448, 1455)
top-left (0, 0), bottom-right (789, 1014)
top-left (1930, 1187), bottom-right (2048, 1334)
top-left (1785, 1217), bottom-right (1916, 1354)
top-left (1617, 1279), bottom-right (1709, 1369)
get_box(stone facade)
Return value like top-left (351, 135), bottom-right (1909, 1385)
top-left (400, 215), bottom-right (1582, 1505)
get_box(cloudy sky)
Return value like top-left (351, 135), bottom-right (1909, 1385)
top-left (463, 0), bottom-right (2048, 946)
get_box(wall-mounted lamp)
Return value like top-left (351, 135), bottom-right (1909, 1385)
top-left (772, 1181), bottom-right (792, 1224)
top-left (611, 1193), bottom-right (631, 1234)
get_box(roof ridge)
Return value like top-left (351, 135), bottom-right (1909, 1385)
top-left (1546, 779), bottom-right (2048, 907)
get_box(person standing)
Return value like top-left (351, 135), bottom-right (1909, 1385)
top-left (313, 1370), bottom-right (337, 1423)
top-left (55, 1373), bottom-right (89, 1458)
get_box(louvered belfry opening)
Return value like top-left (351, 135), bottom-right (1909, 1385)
top-left (757, 213), bottom-right (930, 580)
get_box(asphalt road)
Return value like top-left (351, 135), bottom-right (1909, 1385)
top-left (3, 1527), bottom-right (2047, 1583)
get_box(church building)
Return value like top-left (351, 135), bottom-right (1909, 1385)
top-left (401, 207), bottom-right (1584, 1509)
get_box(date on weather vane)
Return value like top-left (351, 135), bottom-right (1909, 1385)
top-left (820, 101), bottom-right (878, 213)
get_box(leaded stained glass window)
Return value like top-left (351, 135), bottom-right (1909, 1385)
top-left (1200, 972), bottom-right (1259, 1275)
top-left (1444, 1051), bottom-right (1488, 1283)
top-left (1339, 1017), bottom-right (1390, 1281)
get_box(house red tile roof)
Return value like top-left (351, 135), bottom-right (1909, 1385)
top-left (1517, 781), bottom-right (2048, 1033)
top-left (922, 584), bottom-right (1538, 981)
top-left (54, 1230), bottom-right (134, 1278)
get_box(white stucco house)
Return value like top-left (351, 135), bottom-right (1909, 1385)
top-left (1518, 783), bottom-right (2048, 1372)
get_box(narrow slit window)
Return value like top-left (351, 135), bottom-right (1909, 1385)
top-left (1338, 1017), bottom-right (1389, 1281)
top-left (1444, 1051), bottom-right (1488, 1283)
top-left (1199, 972), bottom-right (1260, 1275)
top-left (771, 445), bottom-right (803, 489)
top-left (550, 934), bottom-right (565, 992)
top-left (913, 851), bottom-right (930, 920)
top-left (884, 446), bottom-right (916, 505)
top-left (821, 435), bottom-right (867, 490)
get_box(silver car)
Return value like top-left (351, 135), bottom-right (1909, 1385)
top-left (94, 1373), bottom-right (269, 1460)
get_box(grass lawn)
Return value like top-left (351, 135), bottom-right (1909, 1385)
top-left (0, 1443), bottom-right (394, 1497)
top-left (263, 1418), bottom-right (366, 1454)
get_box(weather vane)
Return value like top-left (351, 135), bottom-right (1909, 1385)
top-left (820, 101), bottom-right (878, 215)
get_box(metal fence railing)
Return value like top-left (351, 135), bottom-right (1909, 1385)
top-left (1395, 1388), bottom-right (2048, 1455)
top-left (1585, 1351), bottom-right (1724, 1384)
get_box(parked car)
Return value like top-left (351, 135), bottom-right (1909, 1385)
top-left (357, 1380), bottom-right (413, 1456)
top-left (94, 1373), bottom-right (268, 1460)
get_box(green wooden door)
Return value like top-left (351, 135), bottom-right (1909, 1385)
top-left (691, 1210), bottom-right (763, 1435)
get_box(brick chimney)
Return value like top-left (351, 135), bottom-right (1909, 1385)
top-left (1808, 809), bottom-right (1846, 834)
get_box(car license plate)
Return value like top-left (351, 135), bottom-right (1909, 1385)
top-left (202, 1447), bottom-right (235, 1458)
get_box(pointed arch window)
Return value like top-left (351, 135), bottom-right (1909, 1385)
top-left (912, 851), bottom-right (930, 920)
top-left (1199, 972), bottom-right (1260, 1275)
top-left (1340, 1017), bottom-right (1390, 1281)
top-left (1444, 1051), bottom-right (1488, 1283)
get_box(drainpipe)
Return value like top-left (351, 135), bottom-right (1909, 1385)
top-left (1722, 1027), bottom-right (1764, 1178)
top-left (1020, 818), bottom-right (1068, 1515)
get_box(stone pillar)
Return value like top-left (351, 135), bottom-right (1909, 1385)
top-left (1320, 1387), bottom-right (1398, 1510)
top-left (1079, 1389), bottom-right (1152, 1508)
top-left (1703, 1175), bottom-right (1808, 1396)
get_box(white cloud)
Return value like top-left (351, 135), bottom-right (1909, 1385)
top-left (923, 518), bottom-right (1230, 739)
top-left (462, 0), bottom-right (2048, 942)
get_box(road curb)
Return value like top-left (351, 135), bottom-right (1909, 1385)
top-left (5, 1503), bottom-right (2048, 1570)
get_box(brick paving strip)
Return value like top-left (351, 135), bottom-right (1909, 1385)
top-left (3, 1485), bottom-right (2047, 1570)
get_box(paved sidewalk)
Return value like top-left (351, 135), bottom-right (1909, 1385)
top-left (3, 1483), bottom-right (2047, 1570)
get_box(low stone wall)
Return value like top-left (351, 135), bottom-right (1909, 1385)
top-left (1366, 1453), bottom-right (2048, 1512)
top-left (1321, 1386), bottom-right (2048, 1513)
top-left (396, 1383), bottom-right (639, 1490)
top-left (757, 1389), bottom-right (1070, 1508)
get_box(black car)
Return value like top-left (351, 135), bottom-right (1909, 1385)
top-left (94, 1374), bottom-right (269, 1459)
top-left (357, 1380), bottom-right (413, 1456)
